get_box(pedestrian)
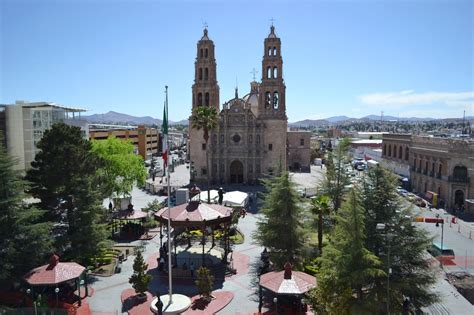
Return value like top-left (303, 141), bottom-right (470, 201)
top-left (108, 201), bottom-right (113, 212)
top-left (163, 243), bottom-right (168, 256)
top-left (190, 261), bottom-right (195, 278)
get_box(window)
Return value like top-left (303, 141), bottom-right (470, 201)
top-left (232, 134), bottom-right (241, 143)
top-left (212, 134), bottom-right (217, 144)
top-left (220, 134), bottom-right (224, 143)
top-left (202, 143), bottom-right (206, 150)
top-left (438, 164), bottom-right (442, 176)
top-left (197, 93), bottom-right (203, 106)
top-left (273, 47), bottom-right (277, 56)
top-left (388, 145), bottom-right (391, 157)
top-left (405, 147), bottom-right (409, 161)
top-left (205, 93), bottom-right (210, 106)
top-left (256, 135), bottom-right (260, 144)
top-left (199, 68), bottom-right (203, 80)
top-left (265, 92), bottom-right (271, 108)
top-left (383, 144), bottom-right (386, 156)
top-left (273, 91), bottom-right (279, 109)
top-left (267, 67), bottom-right (271, 79)
top-left (398, 146), bottom-right (402, 159)
top-left (205, 48), bottom-right (208, 58)
top-left (273, 67), bottom-right (278, 78)
top-left (393, 145), bottom-right (397, 157)
top-left (204, 68), bottom-right (209, 80)
top-left (268, 143), bottom-right (273, 151)
top-left (249, 135), bottom-right (253, 143)
top-left (201, 168), bottom-right (207, 175)
top-left (268, 47), bottom-right (272, 56)
top-left (300, 138), bottom-right (304, 146)
top-left (200, 49), bottom-right (203, 58)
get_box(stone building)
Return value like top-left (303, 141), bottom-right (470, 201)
top-left (287, 131), bottom-right (311, 172)
top-left (381, 133), bottom-right (411, 177)
top-left (382, 134), bottom-right (474, 214)
top-left (189, 26), bottom-right (309, 184)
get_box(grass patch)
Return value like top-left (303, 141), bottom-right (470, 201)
top-left (229, 228), bottom-right (244, 245)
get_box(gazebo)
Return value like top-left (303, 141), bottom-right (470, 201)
top-left (258, 262), bottom-right (316, 313)
top-left (112, 209), bottom-right (148, 239)
top-left (23, 254), bottom-right (87, 306)
top-left (154, 200), bottom-right (234, 267)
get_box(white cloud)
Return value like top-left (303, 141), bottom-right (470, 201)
top-left (358, 90), bottom-right (474, 109)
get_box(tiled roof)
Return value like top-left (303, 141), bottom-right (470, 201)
top-left (24, 260), bottom-right (85, 285)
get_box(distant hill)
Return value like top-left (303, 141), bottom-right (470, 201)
top-left (325, 116), bottom-right (352, 123)
top-left (82, 111), bottom-right (188, 126)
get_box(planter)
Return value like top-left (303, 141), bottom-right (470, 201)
top-left (136, 293), bottom-right (147, 303)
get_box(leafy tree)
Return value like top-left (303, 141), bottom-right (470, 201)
top-left (91, 136), bottom-right (147, 198)
top-left (195, 266), bottom-right (214, 301)
top-left (190, 106), bottom-right (218, 203)
top-left (309, 189), bottom-right (384, 314)
top-left (253, 171), bottom-right (305, 269)
top-left (361, 166), bottom-right (438, 312)
top-left (129, 250), bottom-right (152, 298)
top-left (26, 123), bottom-right (107, 261)
top-left (310, 195), bottom-right (331, 254)
top-left (321, 137), bottom-right (351, 212)
top-left (0, 141), bottom-right (52, 284)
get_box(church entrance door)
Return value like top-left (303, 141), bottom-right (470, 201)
top-left (230, 160), bottom-right (244, 184)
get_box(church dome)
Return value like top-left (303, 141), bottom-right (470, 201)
top-left (243, 92), bottom-right (259, 108)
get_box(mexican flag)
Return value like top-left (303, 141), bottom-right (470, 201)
top-left (162, 101), bottom-right (168, 168)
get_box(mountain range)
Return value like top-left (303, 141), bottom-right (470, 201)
top-left (81, 111), bottom-right (472, 127)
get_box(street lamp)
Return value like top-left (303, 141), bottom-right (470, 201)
top-left (376, 223), bottom-right (392, 315)
top-left (26, 289), bottom-right (37, 315)
top-left (55, 287), bottom-right (59, 308)
top-left (273, 297), bottom-right (278, 314)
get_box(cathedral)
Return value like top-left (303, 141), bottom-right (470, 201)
top-left (189, 26), bottom-right (310, 184)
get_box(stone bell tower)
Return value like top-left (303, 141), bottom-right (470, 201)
top-left (258, 25), bottom-right (286, 119)
top-left (189, 28), bottom-right (220, 182)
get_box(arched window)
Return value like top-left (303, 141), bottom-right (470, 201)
top-left (393, 145), bottom-right (397, 157)
top-left (438, 164), bottom-right (442, 176)
top-left (199, 68), bottom-right (203, 80)
top-left (383, 144), bottom-right (386, 156)
top-left (268, 47), bottom-right (272, 56)
top-left (204, 68), bottom-right (209, 80)
top-left (256, 135), bottom-right (260, 144)
top-left (388, 145), bottom-right (391, 157)
top-left (405, 147), bottom-right (409, 161)
top-left (273, 47), bottom-right (277, 56)
top-left (273, 67), bottom-right (278, 78)
top-left (431, 162), bottom-right (435, 174)
top-left (197, 93), bottom-right (203, 106)
top-left (398, 146), bottom-right (402, 159)
top-left (267, 67), bottom-right (271, 79)
top-left (413, 158), bottom-right (416, 169)
top-left (200, 49), bottom-right (203, 58)
top-left (425, 161), bottom-right (429, 172)
top-left (205, 93), bottom-right (210, 106)
top-left (273, 91), bottom-right (279, 109)
top-left (205, 48), bottom-right (208, 58)
top-left (265, 92), bottom-right (271, 108)
top-left (453, 165), bottom-right (468, 180)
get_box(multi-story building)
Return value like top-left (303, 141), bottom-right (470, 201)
top-left (382, 134), bottom-right (474, 214)
top-left (380, 133), bottom-right (412, 177)
top-left (0, 101), bottom-right (87, 170)
top-left (287, 131), bottom-right (311, 172)
top-left (89, 124), bottom-right (161, 160)
top-left (189, 26), bottom-right (310, 184)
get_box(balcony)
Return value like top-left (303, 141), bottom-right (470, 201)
top-left (448, 176), bottom-right (470, 183)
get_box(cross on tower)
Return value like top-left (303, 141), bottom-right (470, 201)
top-left (250, 68), bottom-right (259, 81)
top-left (270, 17), bottom-right (275, 26)
top-left (203, 21), bottom-right (208, 29)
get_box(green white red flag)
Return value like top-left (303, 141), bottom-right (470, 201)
top-left (162, 100), bottom-right (168, 168)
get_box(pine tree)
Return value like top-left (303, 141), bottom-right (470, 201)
top-left (0, 141), bottom-right (52, 284)
top-left (129, 250), bottom-right (152, 297)
top-left (253, 171), bottom-right (304, 269)
top-left (361, 166), bottom-right (438, 312)
top-left (321, 137), bottom-right (351, 212)
top-left (195, 266), bottom-right (214, 301)
top-left (309, 189), bottom-right (385, 314)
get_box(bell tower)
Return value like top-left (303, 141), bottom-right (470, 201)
top-left (258, 25), bottom-right (286, 118)
top-left (192, 28), bottom-right (220, 111)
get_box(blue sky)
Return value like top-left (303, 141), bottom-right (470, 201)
top-left (1, 0), bottom-right (472, 122)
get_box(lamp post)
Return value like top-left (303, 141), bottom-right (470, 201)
top-left (55, 287), bottom-right (59, 308)
top-left (435, 214), bottom-right (444, 267)
top-left (376, 223), bottom-right (392, 315)
top-left (273, 297), bottom-right (278, 314)
top-left (26, 289), bottom-right (37, 315)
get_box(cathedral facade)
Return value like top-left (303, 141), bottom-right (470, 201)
top-left (189, 26), bottom-right (308, 184)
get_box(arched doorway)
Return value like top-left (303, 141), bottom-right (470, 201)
top-left (230, 160), bottom-right (244, 184)
top-left (454, 190), bottom-right (464, 209)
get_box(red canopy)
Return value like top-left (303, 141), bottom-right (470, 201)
top-left (260, 263), bottom-right (316, 295)
top-left (154, 201), bottom-right (233, 227)
top-left (24, 255), bottom-right (85, 286)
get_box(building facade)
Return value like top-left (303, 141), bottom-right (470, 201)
top-left (380, 133), bottom-right (411, 177)
top-left (189, 26), bottom-right (292, 184)
top-left (382, 134), bottom-right (474, 214)
top-left (0, 101), bottom-right (87, 170)
top-left (287, 131), bottom-right (311, 172)
top-left (89, 124), bottom-right (161, 160)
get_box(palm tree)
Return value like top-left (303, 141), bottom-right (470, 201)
top-left (310, 195), bottom-right (331, 254)
top-left (191, 106), bottom-right (219, 203)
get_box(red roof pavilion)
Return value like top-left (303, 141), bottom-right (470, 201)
top-left (23, 254), bottom-right (86, 286)
top-left (260, 262), bottom-right (316, 295)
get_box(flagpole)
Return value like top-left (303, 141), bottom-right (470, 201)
top-left (165, 85), bottom-right (173, 303)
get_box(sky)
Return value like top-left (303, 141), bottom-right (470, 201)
top-left (1, 0), bottom-right (473, 122)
